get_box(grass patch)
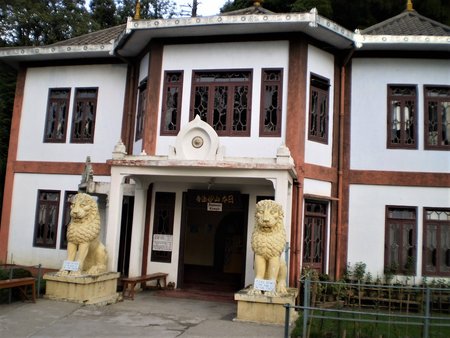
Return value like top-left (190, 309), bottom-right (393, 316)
top-left (290, 309), bottom-right (450, 338)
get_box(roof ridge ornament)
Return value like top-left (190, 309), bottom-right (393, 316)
top-left (253, 0), bottom-right (263, 7)
top-left (134, 0), bottom-right (141, 20)
top-left (407, 0), bottom-right (414, 12)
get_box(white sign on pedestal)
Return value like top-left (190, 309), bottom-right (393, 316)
top-left (62, 260), bottom-right (80, 271)
top-left (254, 278), bottom-right (276, 292)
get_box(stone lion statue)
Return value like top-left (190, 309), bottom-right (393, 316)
top-left (58, 193), bottom-right (107, 276)
top-left (249, 199), bottom-right (287, 296)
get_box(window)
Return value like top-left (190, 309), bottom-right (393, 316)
top-left (44, 88), bottom-right (71, 143)
top-left (135, 79), bottom-right (147, 141)
top-left (302, 201), bottom-right (327, 273)
top-left (70, 88), bottom-right (98, 143)
top-left (34, 190), bottom-right (60, 248)
top-left (384, 206), bottom-right (417, 275)
top-left (161, 71), bottom-right (183, 135)
top-left (190, 70), bottom-right (251, 136)
top-left (260, 69), bottom-right (283, 136)
top-left (151, 192), bottom-right (176, 263)
top-left (387, 85), bottom-right (417, 149)
top-left (308, 74), bottom-right (330, 144)
top-left (423, 208), bottom-right (450, 276)
top-left (424, 86), bottom-right (450, 150)
top-left (60, 191), bottom-right (77, 249)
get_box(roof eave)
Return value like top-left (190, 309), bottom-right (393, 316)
top-left (0, 44), bottom-right (115, 68)
top-left (113, 9), bottom-right (355, 57)
top-left (355, 33), bottom-right (450, 51)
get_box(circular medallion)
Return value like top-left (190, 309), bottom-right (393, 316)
top-left (192, 136), bottom-right (204, 148)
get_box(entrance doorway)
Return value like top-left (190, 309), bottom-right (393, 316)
top-left (178, 192), bottom-right (248, 292)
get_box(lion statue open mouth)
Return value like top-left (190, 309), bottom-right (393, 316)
top-left (249, 199), bottom-right (287, 296)
top-left (57, 193), bottom-right (107, 276)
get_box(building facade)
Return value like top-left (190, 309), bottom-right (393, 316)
top-left (0, 4), bottom-right (449, 291)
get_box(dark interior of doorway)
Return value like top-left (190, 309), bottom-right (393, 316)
top-left (180, 197), bottom-right (248, 293)
top-left (117, 196), bottom-right (134, 276)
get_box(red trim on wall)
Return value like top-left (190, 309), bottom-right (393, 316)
top-left (0, 67), bottom-right (26, 262)
top-left (349, 170), bottom-right (450, 187)
top-left (286, 38), bottom-right (308, 286)
top-left (143, 41), bottom-right (163, 155)
top-left (12, 161), bottom-right (110, 176)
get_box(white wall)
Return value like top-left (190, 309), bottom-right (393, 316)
top-left (155, 41), bottom-right (290, 158)
top-left (347, 184), bottom-right (450, 279)
top-left (8, 173), bottom-right (110, 268)
top-left (17, 64), bottom-right (127, 163)
top-left (351, 58), bottom-right (450, 172)
top-left (305, 45), bottom-right (335, 168)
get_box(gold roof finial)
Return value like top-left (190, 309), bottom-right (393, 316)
top-left (134, 0), bottom-right (141, 20)
top-left (407, 0), bottom-right (414, 11)
top-left (253, 0), bottom-right (263, 7)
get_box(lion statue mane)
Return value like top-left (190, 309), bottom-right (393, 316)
top-left (249, 199), bottom-right (287, 296)
top-left (58, 193), bottom-right (107, 276)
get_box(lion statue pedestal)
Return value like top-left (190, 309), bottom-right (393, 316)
top-left (234, 200), bottom-right (298, 325)
top-left (43, 193), bottom-right (120, 305)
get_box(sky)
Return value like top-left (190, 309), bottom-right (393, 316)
top-left (174, 0), bottom-right (228, 16)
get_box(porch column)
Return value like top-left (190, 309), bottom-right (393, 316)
top-left (106, 168), bottom-right (126, 272)
top-left (128, 180), bottom-right (148, 276)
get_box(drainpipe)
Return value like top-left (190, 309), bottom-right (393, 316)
top-left (336, 48), bottom-right (354, 279)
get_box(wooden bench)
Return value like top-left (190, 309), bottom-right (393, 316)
top-left (121, 273), bottom-right (168, 300)
top-left (0, 277), bottom-right (36, 303)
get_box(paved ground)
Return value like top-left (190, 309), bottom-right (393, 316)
top-left (0, 291), bottom-right (288, 337)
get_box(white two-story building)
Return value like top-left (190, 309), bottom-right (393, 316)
top-left (0, 2), bottom-right (448, 291)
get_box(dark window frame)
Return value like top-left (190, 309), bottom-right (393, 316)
top-left (151, 192), bottom-right (176, 263)
top-left (70, 87), bottom-right (98, 143)
top-left (424, 85), bottom-right (450, 150)
top-left (423, 208), bottom-right (450, 277)
top-left (384, 206), bottom-right (417, 275)
top-left (259, 68), bottom-right (283, 137)
top-left (135, 78), bottom-right (147, 141)
top-left (190, 69), bottom-right (252, 137)
top-left (59, 191), bottom-right (78, 250)
top-left (308, 74), bottom-right (330, 144)
top-left (302, 200), bottom-right (328, 273)
top-left (33, 190), bottom-right (60, 248)
top-left (387, 84), bottom-right (418, 149)
top-left (43, 88), bottom-right (71, 143)
top-left (160, 71), bottom-right (183, 136)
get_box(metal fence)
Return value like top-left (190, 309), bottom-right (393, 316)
top-left (284, 278), bottom-right (450, 338)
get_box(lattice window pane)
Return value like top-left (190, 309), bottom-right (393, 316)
top-left (191, 71), bottom-right (251, 136)
top-left (424, 209), bottom-right (450, 276)
top-left (161, 72), bottom-right (183, 135)
top-left (385, 207), bottom-right (417, 275)
top-left (425, 86), bottom-right (450, 149)
top-left (232, 85), bottom-right (248, 131)
top-left (261, 69), bottom-right (282, 136)
top-left (303, 201), bottom-right (327, 272)
top-left (135, 79), bottom-right (147, 140)
top-left (71, 88), bottom-right (97, 143)
top-left (34, 191), bottom-right (60, 248)
top-left (213, 86), bottom-right (228, 131)
top-left (194, 86), bottom-right (209, 122)
top-left (44, 88), bottom-right (70, 142)
top-left (387, 85), bottom-right (416, 149)
top-left (308, 75), bottom-right (329, 144)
